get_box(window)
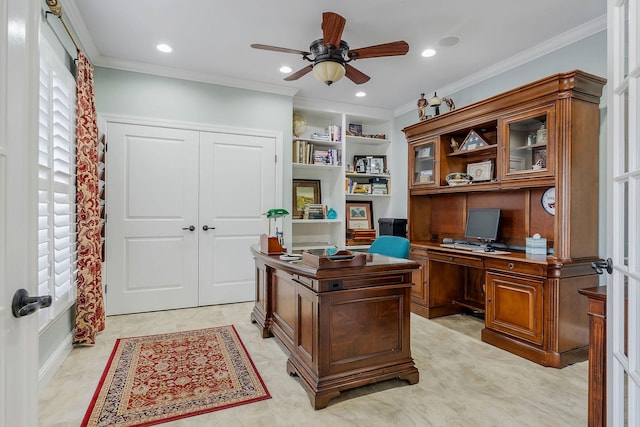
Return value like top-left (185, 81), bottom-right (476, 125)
top-left (37, 37), bottom-right (77, 331)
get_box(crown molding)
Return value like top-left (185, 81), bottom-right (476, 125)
top-left (293, 97), bottom-right (393, 120)
top-left (62, 0), bottom-right (298, 97)
top-left (93, 55), bottom-right (300, 97)
top-left (393, 14), bottom-right (607, 117)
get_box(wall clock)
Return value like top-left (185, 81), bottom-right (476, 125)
top-left (541, 187), bottom-right (555, 215)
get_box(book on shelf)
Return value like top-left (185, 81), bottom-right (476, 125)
top-left (345, 178), bottom-right (388, 195)
top-left (303, 204), bottom-right (327, 219)
top-left (294, 140), bottom-right (341, 165)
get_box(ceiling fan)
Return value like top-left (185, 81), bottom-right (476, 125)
top-left (251, 11), bottom-right (409, 86)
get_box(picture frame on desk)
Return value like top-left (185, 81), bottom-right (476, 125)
top-left (292, 179), bottom-right (321, 219)
top-left (346, 200), bottom-right (373, 229)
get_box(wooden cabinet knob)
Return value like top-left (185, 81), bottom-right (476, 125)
top-left (508, 263), bottom-right (514, 269)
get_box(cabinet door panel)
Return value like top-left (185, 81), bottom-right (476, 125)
top-left (486, 272), bottom-right (544, 345)
top-left (408, 255), bottom-right (427, 302)
top-left (499, 105), bottom-right (555, 181)
top-left (409, 138), bottom-right (437, 187)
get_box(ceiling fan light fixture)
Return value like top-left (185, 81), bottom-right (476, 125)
top-left (312, 60), bottom-right (345, 86)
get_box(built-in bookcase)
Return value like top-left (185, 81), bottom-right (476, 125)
top-left (289, 108), bottom-right (393, 251)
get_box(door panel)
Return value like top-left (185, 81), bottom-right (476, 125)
top-left (1, 0), bottom-right (39, 424)
top-left (106, 123), bottom-right (199, 315)
top-left (198, 132), bottom-right (276, 305)
top-left (607, 0), bottom-right (638, 423)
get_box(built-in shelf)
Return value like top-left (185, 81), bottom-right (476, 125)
top-left (345, 135), bottom-right (390, 145)
top-left (447, 144), bottom-right (497, 158)
top-left (345, 172), bottom-right (391, 179)
top-left (346, 193), bottom-right (391, 198)
top-left (292, 219), bottom-right (342, 224)
top-left (293, 163), bottom-right (342, 170)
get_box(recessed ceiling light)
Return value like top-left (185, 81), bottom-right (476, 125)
top-left (438, 36), bottom-right (461, 47)
top-left (355, 91), bottom-right (366, 97)
top-left (421, 49), bottom-right (436, 58)
top-left (280, 66), bottom-right (292, 74)
top-left (156, 43), bottom-right (172, 53)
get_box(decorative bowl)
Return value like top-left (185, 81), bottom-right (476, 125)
top-left (446, 172), bottom-right (472, 186)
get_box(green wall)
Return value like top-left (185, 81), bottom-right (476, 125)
top-left (94, 67), bottom-right (293, 132)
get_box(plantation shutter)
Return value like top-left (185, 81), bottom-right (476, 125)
top-left (38, 37), bottom-right (77, 330)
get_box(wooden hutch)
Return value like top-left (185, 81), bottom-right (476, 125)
top-left (403, 70), bottom-right (606, 367)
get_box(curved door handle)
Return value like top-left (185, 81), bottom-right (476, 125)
top-left (182, 225), bottom-right (196, 231)
top-left (12, 289), bottom-right (52, 318)
top-left (202, 225), bottom-right (215, 231)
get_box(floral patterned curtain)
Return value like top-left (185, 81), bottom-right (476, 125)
top-left (73, 50), bottom-right (105, 344)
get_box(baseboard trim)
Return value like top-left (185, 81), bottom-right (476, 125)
top-left (38, 332), bottom-right (73, 393)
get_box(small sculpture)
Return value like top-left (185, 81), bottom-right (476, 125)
top-left (450, 138), bottom-right (459, 151)
top-left (417, 93), bottom-right (427, 121)
top-left (442, 96), bottom-right (456, 111)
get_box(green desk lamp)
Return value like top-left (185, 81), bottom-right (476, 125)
top-left (261, 209), bottom-right (289, 255)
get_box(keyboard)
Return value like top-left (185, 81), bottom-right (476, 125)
top-left (440, 243), bottom-right (482, 251)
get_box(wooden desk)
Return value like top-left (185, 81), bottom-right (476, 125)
top-left (409, 242), bottom-right (597, 368)
top-left (250, 246), bottom-right (420, 409)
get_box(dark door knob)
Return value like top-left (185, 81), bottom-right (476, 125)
top-left (591, 258), bottom-right (613, 275)
top-left (12, 288), bottom-right (52, 318)
top-left (182, 225), bottom-right (195, 231)
top-left (202, 225), bottom-right (215, 231)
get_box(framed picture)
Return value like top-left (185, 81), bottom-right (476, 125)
top-left (292, 179), bottom-right (321, 219)
top-left (353, 155), bottom-right (387, 174)
top-left (346, 201), bottom-right (373, 229)
top-left (348, 123), bottom-right (363, 136)
top-left (467, 160), bottom-right (493, 182)
top-left (532, 147), bottom-right (547, 169)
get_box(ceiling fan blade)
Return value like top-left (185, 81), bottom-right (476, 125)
top-left (284, 65), bottom-right (313, 81)
top-left (251, 43), bottom-right (310, 56)
top-left (345, 64), bottom-right (370, 85)
top-left (322, 12), bottom-right (346, 48)
top-left (348, 41), bottom-right (409, 60)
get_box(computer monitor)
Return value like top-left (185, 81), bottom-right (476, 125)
top-left (464, 208), bottom-right (501, 245)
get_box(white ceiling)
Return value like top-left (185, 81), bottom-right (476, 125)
top-left (63, 0), bottom-right (606, 115)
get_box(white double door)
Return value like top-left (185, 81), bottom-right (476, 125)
top-left (106, 121), bottom-right (276, 315)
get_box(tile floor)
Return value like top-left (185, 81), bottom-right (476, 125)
top-left (39, 303), bottom-right (588, 426)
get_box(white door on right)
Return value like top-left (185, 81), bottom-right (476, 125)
top-left (607, 0), bottom-right (639, 425)
top-left (198, 131), bottom-right (276, 306)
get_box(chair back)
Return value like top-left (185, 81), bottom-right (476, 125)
top-left (367, 235), bottom-right (410, 259)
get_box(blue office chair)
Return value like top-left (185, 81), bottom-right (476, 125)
top-left (368, 235), bottom-right (411, 259)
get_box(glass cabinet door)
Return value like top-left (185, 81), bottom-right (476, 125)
top-left (411, 140), bottom-right (436, 186)
top-left (500, 106), bottom-right (555, 180)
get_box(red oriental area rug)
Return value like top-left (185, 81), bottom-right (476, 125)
top-left (81, 325), bottom-right (270, 427)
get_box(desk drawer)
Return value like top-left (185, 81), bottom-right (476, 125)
top-left (428, 251), bottom-right (483, 269)
top-left (485, 259), bottom-right (545, 277)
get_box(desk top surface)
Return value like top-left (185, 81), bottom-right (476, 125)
top-left (411, 241), bottom-right (552, 265)
top-left (251, 245), bottom-right (419, 279)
